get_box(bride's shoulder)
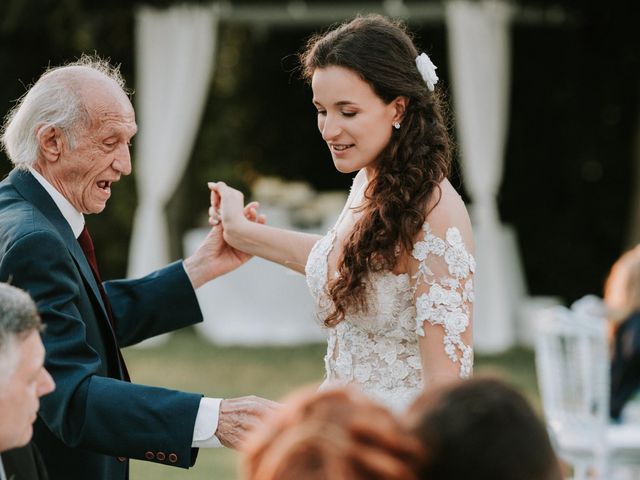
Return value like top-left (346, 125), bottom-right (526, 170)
top-left (422, 179), bottom-right (474, 248)
top-left (425, 179), bottom-right (467, 215)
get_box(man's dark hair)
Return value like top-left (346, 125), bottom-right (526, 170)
top-left (407, 377), bottom-right (562, 480)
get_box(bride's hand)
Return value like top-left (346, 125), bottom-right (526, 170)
top-left (184, 182), bottom-right (266, 288)
top-left (208, 182), bottom-right (265, 245)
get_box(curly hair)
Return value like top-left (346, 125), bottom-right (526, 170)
top-left (300, 14), bottom-right (452, 326)
top-left (242, 386), bottom-right (424, 480)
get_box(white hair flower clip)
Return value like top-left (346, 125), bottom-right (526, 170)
top-left (415, 52), bottom-right (439, 92)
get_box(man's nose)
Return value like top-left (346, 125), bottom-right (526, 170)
top-left (37, 368), bottom-right (56, 398)
top-left (113, 143), bottom-right (132, 175)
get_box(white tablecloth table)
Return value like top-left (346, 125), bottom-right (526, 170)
top-left (183, 228), bottom-right (326, 346)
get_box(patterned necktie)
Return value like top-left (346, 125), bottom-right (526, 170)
top-left (77, 226), bottom-right (130, 381)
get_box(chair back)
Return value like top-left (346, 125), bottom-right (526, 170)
top-left (534, 305), bottom-right (609, 449)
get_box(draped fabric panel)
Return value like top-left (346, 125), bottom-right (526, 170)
top-left (128, 4), bottom-right (219, 279)
top-left (446, 0), bottom-right (525, 353)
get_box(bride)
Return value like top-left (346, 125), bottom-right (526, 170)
top-left (209, 14), bottom-right (475, 412)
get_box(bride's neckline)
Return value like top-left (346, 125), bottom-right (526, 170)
top-left (322, 179), bottom-right (411, 284)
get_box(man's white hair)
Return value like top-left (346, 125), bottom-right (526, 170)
top-left (0, 54), bottom-right (128, 169)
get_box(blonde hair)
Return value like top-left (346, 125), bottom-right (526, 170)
top-left (604, 245), bottom-right (640, 323)
top-left (242, 386), bottom-right (423, 480)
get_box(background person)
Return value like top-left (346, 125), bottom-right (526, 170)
top-left (604, 245), bottom-right (640, 422)
top-left (0, 283), bottom-right (55, 480)
top-left (242, 386), bottom-right (423, 480)
top-left (405, 377), bottom-right (562, 480)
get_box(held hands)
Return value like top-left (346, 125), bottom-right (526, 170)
top-left (182, 182), bottom-right (265, 289)
top-left (215, 395), bottom-right (281, 449)
top-left (207, 182), bottom-right (261, 244)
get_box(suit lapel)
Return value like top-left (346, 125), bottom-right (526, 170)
top-left (9, 169), bottom-right (130, 381)
top-left (8, 169), bottom-right (111, 323)
top-left (0, 443), bottom-right (48, 480)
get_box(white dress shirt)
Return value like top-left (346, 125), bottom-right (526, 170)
top-left (29, 168), bottom-right (222, 448)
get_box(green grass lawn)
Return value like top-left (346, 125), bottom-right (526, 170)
top-left (123, 327), bottom-right (540, 480)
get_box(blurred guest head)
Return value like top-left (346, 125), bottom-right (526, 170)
top-left (0, 283), bottom-right (55, 452)
top-left (242, 386), bottom-right (423, 480)
top-left (405, 377), bottom-right (562, 480)
top-left (604, 244), bottom-right (640, 323)
top-left (605, 245), bottom-right (640, 420)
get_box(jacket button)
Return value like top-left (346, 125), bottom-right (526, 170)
top-left (168, 453), bottom-right (178, 463)
top-left (144, 451), bottom-right (155, 460)
top-left (156, 452), bottom-right (166, 461)
top-left (117, 457), bottom-right (126, 462)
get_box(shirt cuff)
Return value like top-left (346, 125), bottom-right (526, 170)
top-left (192, 397), bottom-right (223, 448)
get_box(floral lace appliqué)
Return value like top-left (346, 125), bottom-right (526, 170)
top-left (412, 222), bottom-right (474, 379)
top-left (305, 193), bottom-right (474, 412)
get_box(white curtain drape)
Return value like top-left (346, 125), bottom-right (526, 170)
top-left (127, 4), bottom-right (219, 279)
top-left (446, 0), bottom-right (525, 353)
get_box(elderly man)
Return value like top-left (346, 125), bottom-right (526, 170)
top-left (0, 56), bottom-right (277, 480)
top-left (0, 283), bottom-right (55, 480)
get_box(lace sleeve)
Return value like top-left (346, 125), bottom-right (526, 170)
top-left (409, 207), bottom-right (475, 382)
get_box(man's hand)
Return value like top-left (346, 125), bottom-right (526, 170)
top-left (183, 185), bottom-right (265, 289)
top-left (215, 395), bottom-right (280, 449)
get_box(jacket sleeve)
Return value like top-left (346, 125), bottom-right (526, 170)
top-left (0, 230), bottom-right (203, 468)
top-left (105, 261), bottom-right (204, 348)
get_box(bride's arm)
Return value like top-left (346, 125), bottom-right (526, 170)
top-left (408, 180), bottom-right (475, 391)
top-left (209, 182), bottom-right (322, 274)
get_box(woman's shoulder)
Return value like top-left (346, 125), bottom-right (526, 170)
top-left (426, 179), bottom-right (470, 223)
top-left (420, 179), bottom-right (474, 253)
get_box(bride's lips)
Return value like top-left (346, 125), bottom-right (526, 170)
top-left (329, 143), bottom-right (354, 156)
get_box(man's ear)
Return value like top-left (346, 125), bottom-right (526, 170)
top-left (392, 96), bottom-right (409, 124)
top-left (37, 125), bottom-right (63, 162)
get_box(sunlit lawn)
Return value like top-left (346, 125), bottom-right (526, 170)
top-left (123, 327), bottom-right (539, 480)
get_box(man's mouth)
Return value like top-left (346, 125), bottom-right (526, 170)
top-left (97, 180), bottom-right (113, 192)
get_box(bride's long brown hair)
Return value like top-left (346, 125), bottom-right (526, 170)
top-left (300, 14), bottom-right (452, 327)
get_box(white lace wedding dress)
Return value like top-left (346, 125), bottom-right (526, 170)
top-left (305, 174), bottom-right (475, 413)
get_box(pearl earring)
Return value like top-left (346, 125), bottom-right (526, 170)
top-left (393, 122), bottom-right (401, 130)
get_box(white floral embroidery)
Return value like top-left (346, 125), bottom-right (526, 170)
top-left (413, 224), bottom-right (447, 260)
top-left (305, 194), bottom-right (475, 412)
top-left (354, 363), bottom-right (373, 383)
top-left (463, 279), bottom-right (474, 303)
top-left (411, 223), bottom-right (474, 379)
top-left (411, 240), bottom-right (429, 262)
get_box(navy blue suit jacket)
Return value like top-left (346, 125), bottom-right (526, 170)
top-left (0, 169), bottom-right (205, 480)
top-left (1, 443), bottom-right (48, 480)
